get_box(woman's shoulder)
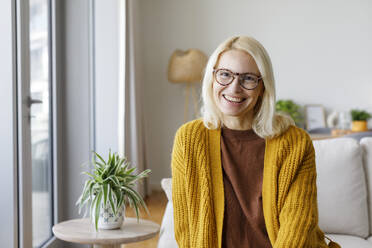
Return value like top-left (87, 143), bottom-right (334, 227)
top-left (268, 125), bottom-right (313, 155)
top-left (175, 118), bottom-right (208, 139)
top-left (274, 124), bottom-right (312, 143)
top-left (268, 125), bottom-right (315, 170)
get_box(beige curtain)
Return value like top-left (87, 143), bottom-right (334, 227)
top-left (118, 0), bottom-right (147, 197)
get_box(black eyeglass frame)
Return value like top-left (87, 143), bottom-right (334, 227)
top-left (213, 68), bottom-right (263, 90)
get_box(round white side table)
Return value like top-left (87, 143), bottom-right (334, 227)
top-left (52, 218), bottom-right (160, 248)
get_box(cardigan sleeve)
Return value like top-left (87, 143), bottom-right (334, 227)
top-left (171, 127), bottom-right (190, 248)
top-left (274, 135), bottom-right (329, 248)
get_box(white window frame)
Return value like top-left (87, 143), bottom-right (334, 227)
top-left (15, 0), bottom-right (62, 247)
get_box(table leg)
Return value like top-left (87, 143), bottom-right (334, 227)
top-left (93, 245), bottom-right (121, 248)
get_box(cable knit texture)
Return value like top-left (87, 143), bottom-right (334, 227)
top-left (171, 119), bottom-right (340, 248)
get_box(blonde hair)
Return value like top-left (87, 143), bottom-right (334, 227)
top-left (201, 36), bottom-right (294, 138)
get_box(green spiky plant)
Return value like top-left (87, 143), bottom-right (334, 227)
top-left (350, 109), bottom-right (371, 121)
top-left (76, 151), bottom-right (151, 231)
top-left (276, 99), bottom-right (304, 127)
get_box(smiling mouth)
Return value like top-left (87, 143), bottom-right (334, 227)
top-left (223, 94), bottom-right (246, 103)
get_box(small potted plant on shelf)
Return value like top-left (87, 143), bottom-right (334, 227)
top-left (76, 151), bottom-right (151, 231)
top-left (276, 99), bottom-right (304, 128)
top-left (350, 109), bottom-right (371, 132)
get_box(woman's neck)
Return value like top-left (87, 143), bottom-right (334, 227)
top-left (221, 114), bottom-right (253, 130)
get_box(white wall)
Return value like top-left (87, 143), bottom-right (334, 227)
top-left (94, 0), bottom-right (120, 157)
top-left (61, 0), bottom-right (91, 247)
top-left (139, 0), bottom-right (372, 190)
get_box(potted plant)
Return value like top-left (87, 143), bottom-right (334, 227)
top-left (76, 151), bottom-right (151, 231)
top-left (276, 99), bottom-right (304, 128)
top-left (350, 109), bottom-right (371, 132)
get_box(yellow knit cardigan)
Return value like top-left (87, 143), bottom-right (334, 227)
top-left (171, 119), bottom-right (341, 248)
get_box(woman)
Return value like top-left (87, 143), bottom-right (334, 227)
top-left (171, 36), bottom-right (340, 248)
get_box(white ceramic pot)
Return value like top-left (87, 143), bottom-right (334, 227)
top-left (93, 203), bottom-right (125, 230)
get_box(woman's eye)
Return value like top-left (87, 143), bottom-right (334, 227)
top-left (220, 72), bottom-right (231, 78)
top-left (243, 75), bottom-right (255, 82)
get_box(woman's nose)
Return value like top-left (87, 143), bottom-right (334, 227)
top-left (228, 77), bottom-right (243, 92)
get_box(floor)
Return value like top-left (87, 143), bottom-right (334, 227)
top-left (122, 190), bottom-right (168, 248)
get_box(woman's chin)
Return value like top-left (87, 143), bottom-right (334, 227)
top-left (219, 105), bottom-right (249, 116)
top-left (221, 110), bottom-right (246, 118)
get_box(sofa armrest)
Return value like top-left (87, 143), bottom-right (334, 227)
top-left (161, 178), bottom-right (172, 201)
top-left (157, 199), bottom-right (178, 247)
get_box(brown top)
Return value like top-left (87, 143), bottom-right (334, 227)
top-left (221, 126), bottom-right (272, 248)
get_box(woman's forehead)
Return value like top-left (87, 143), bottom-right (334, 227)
top-left (216, 49), bottom-right (260, 74)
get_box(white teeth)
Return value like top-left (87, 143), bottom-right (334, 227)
top-left (224, 95), bottom-right (245, 103)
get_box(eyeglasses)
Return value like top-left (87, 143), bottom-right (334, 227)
top-left (213, 68), bottom-right (262, 90)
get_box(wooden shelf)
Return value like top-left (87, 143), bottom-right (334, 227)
top-left (310, 129), bottom-right (371, 140)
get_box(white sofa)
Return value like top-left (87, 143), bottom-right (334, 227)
top-left (158, 137), bottom-right (372, 248)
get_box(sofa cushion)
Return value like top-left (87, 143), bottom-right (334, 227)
top-left (361, 137), bottom-right (372, 237)
top-left (326, 234), bottom-right (372, 248)
top-left (314, 138), bottom-right (369, 238)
